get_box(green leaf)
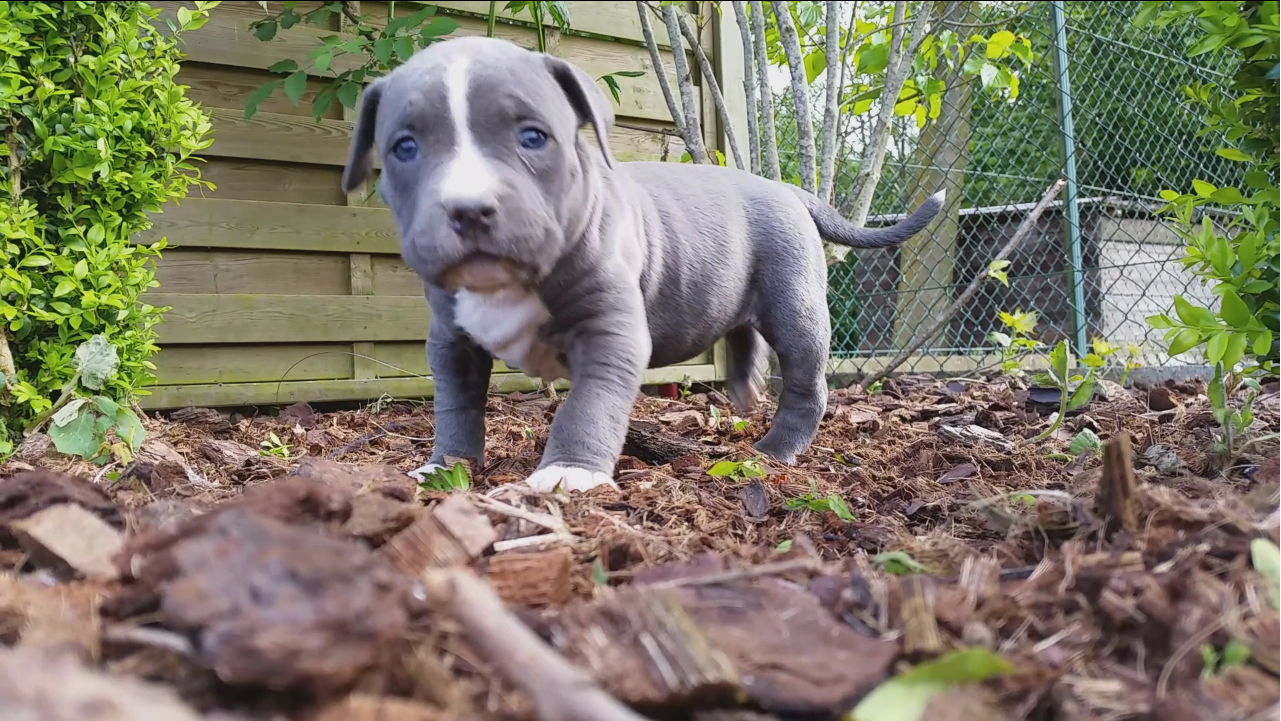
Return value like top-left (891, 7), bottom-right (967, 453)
top-left (1168, 328), bottom-right (1201, 356)
top-left (826, 495), bottom-right (855, 522)
top-left (1215, 147), bottom-right (1251, 162)
top-left (48, 406), bottom-right (100, 458)
top-left (849, 648), bottom-right (1013, 721)
top-left (268, 59), bottom-right (299, 74)
top-left (75, 335), bottom-right (121, 391)
top-left (804, 49), bottom-right (827, 84)
top-left (1251, 538), bottom-right (1281, 611)
top-left (93, 395), bottom-right (120, 417)
top-left (283, 71), bottom-right (308, 106)
top-left (1221, 332), bottom-right (1248, 370)
top-left (985, 30), bottom-right (1016, 59)
top-left (979, 62), bottom-right (999, 88)
top-left (244, 79), bottom-right (283, 118)
top-left (872, 551), bottom-right (927, 575)
top-left (113, 407), bottom-right (146, 451)
top-left (1067, 377), bottom-right (1097, 411)
top-left (1146, 314), bottom-right (1174, 330)
top-left (1205, 331), bottom-right (1229, 364)
top-left (253, 19), bottom-right (278, 41)
top-left (1174, 295), bottom-right (1218, 329)
top-left (1008, 40), bottom-right (1033, 64)
top-left (1068, 428), bottom-right (1102, 456)
top-left (1210, 187), bottom-right (1247, 204)
top-left (857, 43), bottom-right (889, 75)
top-left (1254, 331), bottom-right (1274, 357)
top-left (1049, 341), bottom-right (1070, 382)
top-left (1192, 179), bottom-right (1217, 197)
top-left (1219, 291), bottom-right (1252, 328)
top-left (706, 460), bottom-right (742, 477)
top-left (52, 398), bottom-right (90, 428)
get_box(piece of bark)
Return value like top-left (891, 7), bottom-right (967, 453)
top-left (131, 438), bottom-right (209, 492)
top-left (1095, 432), bottom-right (1137, 536)
top-left (302, 694), bottom-right (459, 721)
top-left (170, 406), bottom-right (223, 424)
top-left (423, 568), bottom-right (650, 721)
top-left (624, 420), bottom-right (726, 466)
top-left (293, 457), bottom-right (416, 503)
top-left (547, 578), bottom-right (896, 716)
top-left (380, 496), bottom-right (496, 576)
top-left (485, 546), bottom-right (573, 607)
top-left (0, 469), bottom-right (122, 529)
top-left (344, 494), bottom-right (418, 547)
top-left (0, 575), bottom-right (101, 661)
top-left (0, 646), bottom-right (204, 721)
top-left (9, 503), bottom-right (124, 581)
top-left (899, 576), bottom-right (943, 657)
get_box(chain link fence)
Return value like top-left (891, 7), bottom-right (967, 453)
top-left (771, 1), bottom-right (1241, 381)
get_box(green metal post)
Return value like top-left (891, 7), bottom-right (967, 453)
top-left (1051, 1), bottom-right (1088, 356)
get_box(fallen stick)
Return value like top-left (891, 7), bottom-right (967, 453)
top-left (422, 569), bottom-right (653, 721)
top-left (859, 178), bottom-right (1068, 391)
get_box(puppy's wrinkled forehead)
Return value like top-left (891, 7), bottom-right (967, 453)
top-left (377, 38), bottom-right (576, 147)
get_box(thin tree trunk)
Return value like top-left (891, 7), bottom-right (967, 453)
top-left (837, 1), bottom-right (936, 221)
top-left (817, 1), bottom-right (843, 203)
top-left (677, 11), bottom-right (745, 171)
top-left (770, 0), bottom-right (815, 193)
top-left (732, 1), bottom-right (761, 175)
top-left (749, 1), bottom-right (781, 180)
top-left (635, 1), bottom-right (692, 151)
top-left (661, 3), bottom-right (709, 164)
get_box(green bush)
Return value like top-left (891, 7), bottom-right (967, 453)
top-left (1140, 1), bottom-right (1279, 378)
top-left (0, 1), bottom-right (217, 455)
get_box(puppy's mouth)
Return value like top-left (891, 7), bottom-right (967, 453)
top-left (438, 253), bottom-right (533, 292)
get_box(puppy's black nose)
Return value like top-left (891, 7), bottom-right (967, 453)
top-left (446, 199), bottom-right (497, 235)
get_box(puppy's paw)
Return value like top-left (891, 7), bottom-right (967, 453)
top-left (407, 462), bottom-right (446, 483)
top-left (525, 465), bottom-right (616, 494)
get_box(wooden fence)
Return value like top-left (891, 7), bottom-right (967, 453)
top-left (137, 1), bottom-right (745, 409)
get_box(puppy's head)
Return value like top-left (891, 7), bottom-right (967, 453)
top-left (342, 37), bottom-right (615, 291)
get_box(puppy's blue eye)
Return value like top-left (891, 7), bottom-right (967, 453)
top-left (518, 128), bottom-right (547, 150)
top-left (392, 137), bottom-right (418, 162)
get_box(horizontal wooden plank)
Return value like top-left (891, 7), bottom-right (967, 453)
top-left (180, 63), bottom-right (343, 119)
top-left (371, 255), bottom-right (422, 296)
top-left (139, 198), bottom-right (400, 254)
top-left (369, 342), bottom-right (712, 379)
top-left (425, 1), bottom-right (675, 47)
top-left (197, 158), bottom-right (347, 205)
top-left (140, 364), bottom-right (721, 409)
top-left (154, 344), bottom-right (354, 385)
top-left (147, 294), bottom-right (431, 344)
top-left (154, 249), bottom-right (352, 295)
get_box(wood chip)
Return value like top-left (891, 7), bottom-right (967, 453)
top-left (1095, 432), bottom-right (1137, 535)
top-left (485, 546), bottom-right (573, 607)
top-left (380, 496), bottom-right (496, 576)
top-left (302, 694), bottom-right (457, 721)
top-left (9, 504), bottom-right (123, 581)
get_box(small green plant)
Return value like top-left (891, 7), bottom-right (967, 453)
top-left (988, 310), bottom-right (1041, 377)
top-left (732, 417), bottom-right (751, 432)
top-left (0, 1), bottom-right (216, 455)
top-left (590, 557), bottom-right (609, 586)
top-left (417, 460), bottom-right (471, 493)
top-left (1026, 340), bottom-right (1103, 443)
top-left (1068, 428), bottom-right (1102, 458)
top-left (774, 539), bottom-right (793, 553)
top-left (1200, 640), bottom-right (1251, 679)
top-left (1206, 368), bottom-right (1264, 458)
top-left (27, 336), bottom-right (145, 463)
top-left (597, 70), bottom-right (646, 105)
top-left (848, 647), bottom-right (1013, 721)
top-left (259, 431), bottom-right (292, 459)
top-left (784, 479), bottom-right (855, 521)
top-left (1251, 537), bottom-right (1281, 611)
top-left (706, 456), bottom-right (768, 480)
top-left (872, 551), bottom-right (927, 576)
top-left (708, 404), bottom-right (722, 430)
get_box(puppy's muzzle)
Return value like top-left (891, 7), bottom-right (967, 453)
top-left (439, 253), bottom-right (532, 292)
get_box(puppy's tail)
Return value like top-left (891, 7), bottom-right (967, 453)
top-left (792, 187), bottom-right (946, 249)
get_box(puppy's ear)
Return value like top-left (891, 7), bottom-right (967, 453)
top-left (342, 78), bottom-right (386, 193)
top-left (543, 55), bottom-right (616, 169)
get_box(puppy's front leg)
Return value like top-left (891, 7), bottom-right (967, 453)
top-left (409, 287), bottom-right (493, 481)
top-left (525, 296), bottom-right (649, 494)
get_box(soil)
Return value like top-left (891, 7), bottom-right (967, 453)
top-left (0, 374), bottom-right (1277, 720)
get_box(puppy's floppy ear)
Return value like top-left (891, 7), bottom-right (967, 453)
top-left (543, 55), bottom-right (616, 169)
top-left (342, 78), bottom-right (386, 193)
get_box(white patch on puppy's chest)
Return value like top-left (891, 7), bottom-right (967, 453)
top-left (453, 288), bottom-right (567, 381)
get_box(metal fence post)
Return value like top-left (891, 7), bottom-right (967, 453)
top-left (1051, 1), bottom-right (1088, 356)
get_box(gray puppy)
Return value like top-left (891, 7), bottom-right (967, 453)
top-left (342, 36), bottom-right (943, 493)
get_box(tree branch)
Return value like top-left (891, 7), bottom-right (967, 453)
top-left (677, 10), bottom-right (744, 170)
top-left (858, 179), bottom-right (1067, 391)
top-left (749, 1), bottom-right (781, 180)
top-left (771, 0), bottom-right (815, 193)
top-left (635, 2), bottom-right (691, 151)
top-left (817, 1), bottom-right (844, 202)
top-left (661, 3), bottom-right (709, 163)
top-left (732, 1), bottom-right (761, 175)
top-left (838, 1), bottom-right (938, 223)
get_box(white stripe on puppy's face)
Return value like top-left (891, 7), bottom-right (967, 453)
top-left (440, 57), bottom-right (500, 206)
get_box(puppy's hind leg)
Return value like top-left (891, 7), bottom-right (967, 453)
top-left (751, 289), bottom-right (830, 465)
top-left (724, 325), bottom-right (768, 413)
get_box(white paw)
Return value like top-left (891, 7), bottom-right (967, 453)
top-left (524, 465), bottom-right (617, 494)
top-left (407, 462), bottom-right (445, 483)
